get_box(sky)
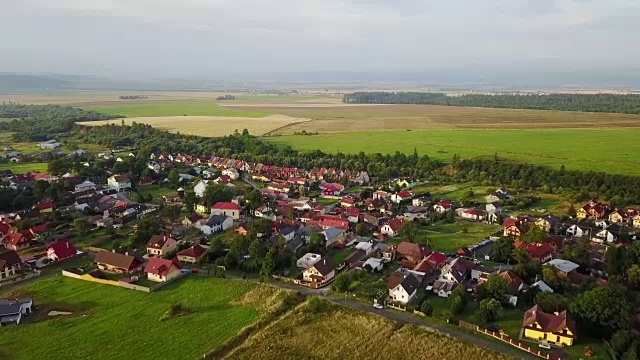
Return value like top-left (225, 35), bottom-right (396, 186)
top-left (2, 0), bottom-right (639, 84)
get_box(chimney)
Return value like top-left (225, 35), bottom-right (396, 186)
top-left (125, 251), bottom-right (129, 256)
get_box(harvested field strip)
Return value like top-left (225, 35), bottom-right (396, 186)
top-left (83, 101), bottom-right (269, 117)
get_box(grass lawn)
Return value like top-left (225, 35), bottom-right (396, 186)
top-left (267, 129), bottom-right (640, 176)
top-left (327, 248), bottom-right (352, 265)
top-left (137, 185), bottom-right (177, 202)
top-left (0, 162), bottom-right (49, 174)
top-left (0, 277), bottom-right (261, 360)
top-left (316, 197), bottom-right (338, 206)
top-left (83, 101), bottom-right (269, 118)
top-left (419, 221), bottom-right (500, 254)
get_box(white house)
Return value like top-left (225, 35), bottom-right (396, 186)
top-left (531, 280), bottom-right (554, 293)
top-left (193, 180), bottom-right (210, 198)
top-left (361, 257), bottom-right (384, 272)
top-left (296, 253), bottom-right (322, 269)
top-left (388, 273), bottom-right (419, 305)
top-left (302, 257), bottom-right (335, 284)
top-left (198, 215), bottom-right (233, 235)
top-left (0, 298), bottom-right (33, 326)
top-left (107, 175), bottom-right (131, 192)
top-left (222, 168), bottom-right (240, 180)
top-left (592, 229), bottom-right (616, 243)
top-left (355, 240), bottom-right (377, 256)
top-left (144, 258), bottom-right (182, 282)
top-left (431, 280), bottom-right (458, 298)
top-left (566, 224), bottom-right (590, 238)
top-left (74, 180), bottom-right (96, 192)
top-left (210, 202), bottom-right (241, 220)
top-left (390, 191), bottom-right (414, 204)
top-left (380, 218), bottom-right (404, 237)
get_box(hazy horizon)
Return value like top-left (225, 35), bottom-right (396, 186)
top-left (2, 0), bottom-right (640, 88)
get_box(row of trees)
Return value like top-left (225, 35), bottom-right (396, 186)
top-left (343, 92), bottom-right (640, 115)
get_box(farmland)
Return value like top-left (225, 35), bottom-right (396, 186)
top-left (83, 101), bottom-right (269, 118)
top-left (0, 162), bottom-right (49, 173)
top-left (225, 299), bottom-right (515, 360)
top-left (0, 277), bottom-right (264, 360)
top-left (267, 129), bottom-right (640, 176)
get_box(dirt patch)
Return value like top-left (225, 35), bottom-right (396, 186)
top-left (78, 114), bottom-right (309, 137)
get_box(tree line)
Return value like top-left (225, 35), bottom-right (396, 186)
top-left (343, 92), bottom-right (640, 114)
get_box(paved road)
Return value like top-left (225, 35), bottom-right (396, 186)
top-left (266, 282), bottom-right (537, 360)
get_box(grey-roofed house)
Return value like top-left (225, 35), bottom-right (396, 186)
top-left (198, 215), bottom-right (233, 235)
top-left (0, 298), bottom-right (33, 326)
top-left (321, 227), bottom-right (346, 247)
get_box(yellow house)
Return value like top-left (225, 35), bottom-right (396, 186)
top-left (576, 207), bottom-right (588, 220)
top-left (522, 305), bottom-right (576, 347)
top-left (609, 210), bottom-right (624, 223)
top-left (634, 215), bottom-right (640, 228)
top-left (195, 204), bottom-right (210, 215)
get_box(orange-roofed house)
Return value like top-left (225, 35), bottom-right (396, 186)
top-left (522, 305), bottom-right (577, 347)
top-left (211, 202), bottom-right (241, 219)
top-left (503, 218), bottom-right (527, 239)
top-left (177, 244), bottom-right (207, 264)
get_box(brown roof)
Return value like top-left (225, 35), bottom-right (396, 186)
top-left (310, 257), bottom-right (335, 276)
top-left (498, 271), bottom-right (524, 294)
top-left (144, 258), bottom-right (182, 277)
top-left (146, 234), bottom-right (177, 249)
top-left (177, 244), bottom-right (206, 259)
top-left (522, 305), bottom-right (577, 337)
top-left (112, 175), bottom-right (129, 182)
top-left (387, 272), bottom-right (405, 290)
top-left (95, 251), bottom-right (139, 270)
top-left (4, 233), bottom-right (28, 246)
top-left (388, 272), bottom-right (420, 294)
top-left (0, 250), bottom-right (21, 269)
top-left (396, 241), bottom-right (431, 260)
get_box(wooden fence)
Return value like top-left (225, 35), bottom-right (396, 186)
top-left (458, 321), bottom-right (564, 360)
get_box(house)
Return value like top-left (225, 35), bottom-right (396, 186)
top-left (498, 271), bottom-right (524, 306)
top-left (346, 207), bottom-right (360, 223)
top-left (388, 272), bottom-right (419, 305)
top-left (146, 235), bottom-right (178, 257)
top-left (536, 215), bottom-right (562, 233)
top-left (366, 198), bottom-right (390, 213)
top-left (390, 191), bottom-right (413, 204)
top-left (608, 209), bottom-right (638, 224)
top-left (297, 253), bottom-right (323, 269)
top-left (46, 240), bottom-right (77, 262)
top-left (235, 223), bottom-right (250, 236)
top-left (195, 203), bottom-right (210, 215)
top-left (545, 259), bottom-right (588, 285)
top-left (413, 197), bottom-right (430, 207)
top-left (361, 257), bottom-right (384, 272)
top-left (515, 242), bottom-right (554, 263)
top-left (95, 251), bottom-right (142, 274)
top-left (222, 168), bottom-right (239, 180)
top-left (0, 251), bottom-right (22, 280)
top-left (433, 200), bottom-right (454, 213)
top-left (182, 213), bottom-right (203, 227)
top-left (425, 251), bottom-right (448, 269)
top-left (634, 215), bottom-right (640, 228)
top-left (3, 233), bottom-right (30, 251)
top-left (302, 257), bottom-right (335, 284)
top-left (485, 203), bottom-right (502, 213)
top-left (377, 243), bottom-right (396, 263)
top-left (592, 228), bottom-right (617, 243)
top-left (198, 215), bottom-right (233, 235)
top-left (74, 180), bottom-right (96, 192)
top-left (211, 202), bottom-right (241, 220)
top-left (531, 280), bottom-right (554, 293)
top-left (380, 218), bottom-right (405, 237)
top-left (521, 305), bottom-right (576, 347)
top-left (322, 227), bottom-right (346, 247)
top-left (107, 175), bottom-right (131, 192)
top-left (193, 180), bottom-right (209, 198)
top-left (138, 177), bottom-right (155, 186)
top-left (396, 241), bottom-right (431, 267)
top-left (565, 223), bottom-right (591, 238)
top-left (344, 249), bottom-right (367, 268)
top-left (503, 218), bottom-right (527, 239)
top-left (176, 244), bottom-right (207, 264)
top-left (432, 280), bottom-right (459, 298)
top-left (577, 200), bottom-right (606, 220)
top-left (394, 177), bottom-right (418, 189)
top-left (33, 200), bottom-right (54, 213)
top-left (485, 189), bottom-right (510, 203)
top-left (321, 186), bottom-right (341, 197)
top-left (144, 258), bottom-right (182, 282)
top-left (460, 209), bottom-right (485, 221)
top-left (0, 298), bottom-right (33, 326)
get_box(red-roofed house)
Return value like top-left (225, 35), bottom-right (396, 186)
top-left (433, 200), bottom-right (454, 213)
top-left (515, 242), bottom-right (554, 263)
top-left (576, 200), bottom-right (607, 220)
top-left (320, 217), bottom-right (349, 230)
top-left (46, 239), bottom-right (77, 262)
top-left (177, 244), bottom-right (207, 264)
top-left (346, 207), bottom-right (360, 223)
top-left (146, 235), bottom-right (178, 257)
top-left (391, 191), bottom-right (414, 204)
top-left (321, 186), bottom-right (341, 197)
top-left (107, 175), bottom-right (131, 192)
top-left (4, 233), bottom-right (30, 251)
top-left (0, 222), bottom-right (10, 242)
top-left (460, 209), bottom-right (485, 221)
top-left (144, 258), bottom-right (182, 282)
top-left (522, 305), bottom-right (577, 347)
top-left (425, 252), bottom-right (447, 269)
top-left (211, 202), bottom-right (240, 219)
top-left (33, 200), bottom-right (54, 213)
top-left (381, 218), bottom-right (405, 237)
top-left (503, 218), bottom-right (527, 239)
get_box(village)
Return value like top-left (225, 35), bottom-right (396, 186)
top-left (2, 152), bottom-right (639, 360)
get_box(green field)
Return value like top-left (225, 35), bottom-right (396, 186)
top-left (0, 162), bottom-right (49, 173)
top-left (83, 101), bottom-right (269, 118)
top-left (421, 222), bottom-right (500, 254)
top-left (268, 129), bottom-right (640, 176)
top-left (0, 277), bottom-right (260, 360)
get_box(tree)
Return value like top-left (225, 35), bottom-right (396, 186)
top-left (449, 285), bottom-right (467, 315)
top-left (356, 223), bottom-right (369, 236)
top-left (248, 238), bottom-right (265, 265)
top-left (73, 218), bottom-right (90, 240)
top-left (419, 300), bottom-right (434, 316)
top-left (627, 264), bottom-right (640, 288)
top-left (261, 246), bottom-right (278, 278)
top-left (309, 233), bottom-right (326, 249)
top-left (476, 298), bottom-right (501, 323)
top-left (606, 246), bottom-right (626, 276)
top-left (611, 330), bottom-right (632, 355)
top-left (399, 220), bottom-right (418, 243)
top-left (570, 284), bottom-right (634, 337)
top-left (331, 273), bottom-right (352, 292)
top-left (252, 218), bottom-right (272, 236)
top-left (167, 169), bottom-right (180, 187)
top-left (520, 226), bottom-right (547, 244)
top-left (490, 237), bottom-right (514, 263)
top-left (562, 237), bottom-right (591, 267)
top-left (534, 292), bottom-right (569, 313)
top-left (476, 275), bottom-right (508, 303)
top-left (245, 188), bottom-right (263, 212)
top-left (183, 189), bottom-right (197, 213)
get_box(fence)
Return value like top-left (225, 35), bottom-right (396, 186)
top-left (458, 321), bottom-right (564, 360)
top-left (62, 270), bottom-right (188, 292)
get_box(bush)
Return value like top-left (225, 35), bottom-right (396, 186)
top-left (306, 297), bottom-right (328, 314)
top-left (419, 300), bottom-right (434, 316)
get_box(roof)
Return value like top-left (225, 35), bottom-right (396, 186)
top-left (46, 240), bottom-right (77, 259)
top-left (0, 250), bottom-right (22, 269)
top-left (0, 222), bottom-right (10, 236)
top-left (95, 251), bottom-right (139, 270)
top-left (413, 258), bottom-right (435, 274)
top-left (384, 218), bottom-right (405, 232)
top-left (426, 251), bottom-right (447, 265)
top-left (146, 235), bottom-right (177, 249)
top-left (322, 227), bottom-right (345, 240)
top-left (177, 244), bottom-right (207, 259)
top-left (144, 258), bottom-right (182, 277)
top-left (206, 215), bottom-right (229, 227)
top-left (211, 202), bottom-right (240, 211)
top-left (546, 259), bottom-right (579, 273)
top-left (111, 175), bottom-right (129, 182)
top-left (0, 298), bottom-right (32, 317)
top-left (388, 272), bottom-right (419, 294)
top-left (396, 241), bottom-right (431, 260)
top-left (309, 257), bottom-right (335, 276)
top-left (522, 305), bottom-right (576, 336)
top-left (396, 191), bottom-right (413, 198)
top-left (531, 280), bottom-right (554, 293)
top-left (34, 200), bottom-right (54, 211)
top-left (498, 271), bottom-right (524, 294)
top-left (515, 242), bottom-right (554, 260)
top-left (4, 233), bottom-right (27, 246)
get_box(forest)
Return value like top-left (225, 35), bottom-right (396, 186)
top-left (343, 92), bottom-right (640, 114)
top-left (0, 104), bottom-right (120, 141)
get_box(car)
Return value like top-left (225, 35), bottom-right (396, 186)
top-left (373, 303), bottom-right (384, 309)
top-left (538, 342), bottom-right (551, 350)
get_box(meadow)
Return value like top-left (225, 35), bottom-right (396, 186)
top-left (0, 277), bottom-right (263, 360)
top-left (0, 162), bottom-right (49, 173)
top-left (267, 129), bottom-right (640, 176)
top-left (83, 100), bottom-right (269, 118)
top-left (225, 299), bottom-right (516, 360)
